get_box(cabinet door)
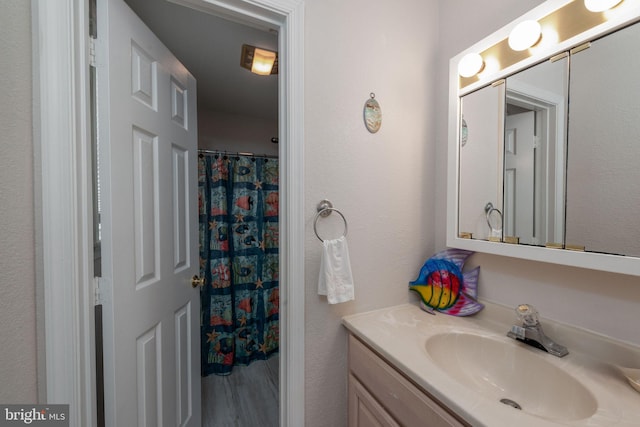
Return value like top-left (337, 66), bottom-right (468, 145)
top-left (349, 374), bottom-right (400, 427)
top-left (349, 335), bottom-right (469, 427)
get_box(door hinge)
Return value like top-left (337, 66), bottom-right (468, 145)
top-left (549, 51), bottom-right (569, 63)
top-left (94, 277), bottom-right (103, 305)
top-left (89, 37), bottom-right (97, 67)
top-left (570, 42), bottom-right (591, 56)
top-left (533, 136), bottom-right (541, 149)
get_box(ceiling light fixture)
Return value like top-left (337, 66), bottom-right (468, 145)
top-left (508, 20), bottom-right (542, 51)
top-left (241, 44), bottom-right (278, 76)
top-left (584, 0), bottom-right (623, 12)
top-left (458, 53), bottom-right (485, 78)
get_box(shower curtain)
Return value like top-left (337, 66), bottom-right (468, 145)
top-left (198, 152), bottom-right (279, 376)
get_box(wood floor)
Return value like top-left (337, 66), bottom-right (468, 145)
top-left (202, 355), bottom-right (279, 427)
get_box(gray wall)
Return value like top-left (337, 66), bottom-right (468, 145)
top-left (0, 0), bottom-right (38, 403)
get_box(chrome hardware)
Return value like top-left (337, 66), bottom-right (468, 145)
top-left (507, 304), bottom-right (569, 357)
top-left (191, 275), bottom-right (205, 288)
top-left (484, 202), bottom-right (503, 231)
top-left (314, 199), bottom-right (348, 242)
top-left (316, 199), bottom-right (334, 218)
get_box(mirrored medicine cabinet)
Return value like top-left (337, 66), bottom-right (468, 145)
top-left (448, 0), bottom-right (640, 276)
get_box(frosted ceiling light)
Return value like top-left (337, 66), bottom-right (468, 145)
top-left (508, 20), bottom-right (542, 51)
top-left (584, 0), bottom-right (623, 12)
top-left (240, 44), bottom-right (278, 76)
top-left (458, 53), bottom-right (485, 78)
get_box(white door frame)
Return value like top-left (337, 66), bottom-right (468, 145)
top-left (31, 0), bottom-right (305, 425)
top-left (506, 80), bottom-right (566, 245)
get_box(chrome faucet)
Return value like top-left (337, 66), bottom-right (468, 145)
top-left (506, 304), bottom-right (569, 358)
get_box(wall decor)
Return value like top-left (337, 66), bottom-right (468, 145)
top-left (409, 248), bottom-right (483, 317)
top-left (460, 116), bottom-right (468, 147)
top-left (363, 92), bottom-right (382, 133)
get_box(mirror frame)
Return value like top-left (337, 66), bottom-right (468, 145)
top-left (447, 0), bottom-right (640, 276)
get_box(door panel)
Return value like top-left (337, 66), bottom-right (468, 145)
top-left (132, 126), bottom-right (159, 286)
top-left (98, 0), bottom-right (200, 425)
top-left (175, 301), bottom-right (193, 425)
top-left (504, 111), bottom-right (535, 244)
top-left (172, 145), bottom-right (189, 271)
top-left (137, 324), bottom-right (162, 426)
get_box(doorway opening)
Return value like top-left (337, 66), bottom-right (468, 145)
top-left (197, 150), bottom-right (280, 426)
top-left (505, 86), bottom-right (565, 246)
top-left (33, 0), bottom-right (303, 424)
top-left (123, 0), bottom-right (280, 424)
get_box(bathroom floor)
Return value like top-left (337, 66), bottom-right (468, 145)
top-left (201, 355), bottom-right (279, 427)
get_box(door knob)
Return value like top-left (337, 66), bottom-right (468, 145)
top-left (191, 275), bottom-right (205, 288)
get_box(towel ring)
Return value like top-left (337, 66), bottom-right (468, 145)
top-left (314, 205), bottom-right (348, 242)
top-left (484, 202), bottom-right (503, 231)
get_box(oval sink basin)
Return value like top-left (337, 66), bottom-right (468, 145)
top-left (425, 332), bottom-right (598, 422)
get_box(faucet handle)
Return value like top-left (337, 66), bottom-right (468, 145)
top-left (515, 304), bottom-right (539, 327)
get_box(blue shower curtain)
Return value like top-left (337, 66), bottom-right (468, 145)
top-left (198, 152), bottom-right (279, 376)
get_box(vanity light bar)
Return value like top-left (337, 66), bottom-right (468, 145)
top-left (585, 0), bottom-right (623, 12)
top-left (458, 0), bottom-right (625, 84)
top-left (458, 53), bottom-right (485, 78)
top-left (508, 20), bottom-right (542, 51)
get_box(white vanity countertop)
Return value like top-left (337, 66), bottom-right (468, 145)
top-left (342, 301), bottom-right (640, 427)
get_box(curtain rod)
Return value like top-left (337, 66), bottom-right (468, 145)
top-left (197, 149), bottom-right (278, 160)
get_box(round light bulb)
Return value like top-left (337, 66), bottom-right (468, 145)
top-left (458, 53), bottom-right (484, 78)
top-left (584, 0), bottom-right (623, 12)
top-left (508, 20), bottom-right (542, 51)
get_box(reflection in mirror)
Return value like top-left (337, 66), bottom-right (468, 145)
top-left (449, 1), bottom-right (640, 276)
top-left (566, 22), bottom-right (640, 257)
top-left (458, 84), bottom-right (504, 241)
top-left (504, 56), bottom-right (568, 247)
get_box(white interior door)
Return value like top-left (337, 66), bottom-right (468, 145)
top-left (504, 111), bottom-right (535, 244)
top-left (97, 0), bottom-right (201, 425)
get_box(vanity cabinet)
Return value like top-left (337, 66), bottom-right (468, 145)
top-left (348, 335), bottom-right (469, 427)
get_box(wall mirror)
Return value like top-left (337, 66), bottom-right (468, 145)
top-left (458, 83), bottom-right (504, 241)
top-left (565, 21), bottom-right (640, 258)
top-left (448, 0), bottom-right (640, 276)
top-left (503, 55), bottom-right (568, 247)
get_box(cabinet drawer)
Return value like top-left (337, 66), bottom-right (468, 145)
top-left (349, 335), bottom-right (468, 427)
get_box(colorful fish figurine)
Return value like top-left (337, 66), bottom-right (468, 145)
top-left (409, 248), bottom-right (483, 316)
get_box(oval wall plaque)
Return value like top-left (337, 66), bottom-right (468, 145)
top-left (363, 93), bottom-right (382, 133)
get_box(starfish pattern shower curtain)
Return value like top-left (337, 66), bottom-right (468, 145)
top-left (198, 153), bottom-right (279, 376)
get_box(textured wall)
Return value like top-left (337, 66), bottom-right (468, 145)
top-left (197, 109), bottom-right (278, 156)
top-left (0, 0), bottom-right (38, 403)
top-left (303, 0), bottom-right (438, 425)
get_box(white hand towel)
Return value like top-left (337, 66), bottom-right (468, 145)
top-left (317, 236), bottom-right (355, 304)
